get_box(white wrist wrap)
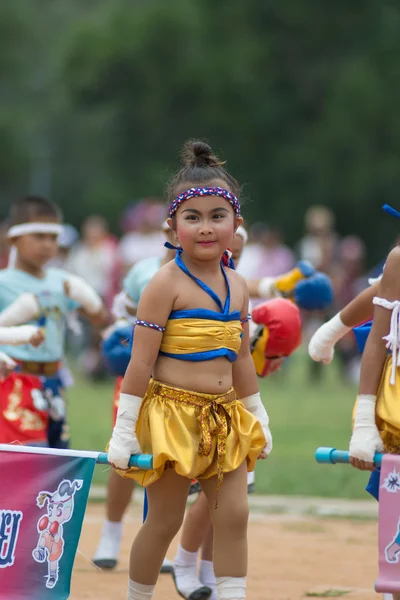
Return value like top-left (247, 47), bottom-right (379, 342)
top-left (117, 393), bottom-right (142, 422)
top-left (0, 293), bottom-right (40, 326)
top-left (65, 274), bottom-right (103, 314)
top-left (349, 394), bottom-right (383, 462)
top-left (257, 277), bottom-right (279, 299)
top-left (241, 392), bottom-right (272, 455)
top-left (112, 290), bottom-right (137, 323)
top-left (308, 313), bottom-right (350, 364)
top-left (108, 393), bottom-right (143, 469)
top-left (0, 325), bottom-right (40, 345)
top-left (0, 352), bottom-right (17, 369)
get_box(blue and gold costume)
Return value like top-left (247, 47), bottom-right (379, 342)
top-left (353, 298), bottom-right (400, 499)
top-left (159, 250), bottom-right (243, 362)
top-left (118, 250), bottom-right (265, 489)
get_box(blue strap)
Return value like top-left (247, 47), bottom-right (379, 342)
top-left (383, 204), bottom-right (400, 219)
top-left (164, 242), bottom-right (180, 251)
top-left (165, 243), bottom-right (230, 314)
top-left (176, 250), bottom-right (230, 314)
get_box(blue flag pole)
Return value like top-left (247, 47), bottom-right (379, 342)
top-left (315, 446), bottom-right (383, 466)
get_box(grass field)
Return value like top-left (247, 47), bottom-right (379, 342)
top-left (68, 350), bottom-right (371, 499)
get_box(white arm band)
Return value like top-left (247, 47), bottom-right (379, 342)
top-left (349, 394), bottom-right (383, 462)
top-left (65, 274), bottom-right (103, 315)
top-left (0, 293), bottom-right (40, 326)
top-left (368, 274), bottom-right (383, 286)
top-left (0, 325), bottom-right (41, 345)
top-left (373, 296), bottom-right (400, 385)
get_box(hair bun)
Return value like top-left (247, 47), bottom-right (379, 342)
top-left (182, 140), bottom-right (222, 168)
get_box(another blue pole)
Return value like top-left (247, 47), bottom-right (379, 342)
top-left (143, 490), bottom-right (149, 522)
top-left (315, 446), bottom-right (383, 466)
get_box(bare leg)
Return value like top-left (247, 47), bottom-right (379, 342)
top-left (199, 463), bottom-right (248, 599)
top-left (107, 469), bottom-right (135, 521)
top-left (199, 526), bottom-right (217, 599)
top-left (181, 492), bottom-right (211, 552)
top-left (93, 470), bottom-right (135, 568)
top-left (130, 469), bottom-right (191, 584)
top-left (200, 525), bottom-right (213, 562)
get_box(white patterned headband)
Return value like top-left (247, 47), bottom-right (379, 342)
top-left (7, 222), bottom-right (63, 239)
top-left (169, 186), bottom-right (241, 218)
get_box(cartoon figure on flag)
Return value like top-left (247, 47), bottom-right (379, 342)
top-left (378, 468), bottom-right (400, 564)
top-left (385, 518), bottom-right (400, 563)
top-left (32, 479), bottom-right (83, 589)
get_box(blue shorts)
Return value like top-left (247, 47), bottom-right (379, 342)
top-left (44, 375), bottom-right (70, 449)
top-left (366, 467), bottom-right (381, 501)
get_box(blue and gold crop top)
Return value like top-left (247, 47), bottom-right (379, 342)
top-left (137, 249), bottom-right (246, 362)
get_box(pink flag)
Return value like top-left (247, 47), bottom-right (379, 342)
top-left (376, 454), bottom-right (400, 593)
top-left (0, 446), bottom-right (95, 599)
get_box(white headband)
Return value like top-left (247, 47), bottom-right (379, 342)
top-left (7, 222), bottom-right (63, 239)
top-left (235, 225), bottom-right (248, 244)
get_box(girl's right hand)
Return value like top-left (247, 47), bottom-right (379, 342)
top-left (349, 426), bottom-right (383, 471)
top-left (107, 393), bottom-right (143, 470)
top-left (349, 394), bottom-right (383, 471)
top-left (108, 432), bottom-right (142, 470)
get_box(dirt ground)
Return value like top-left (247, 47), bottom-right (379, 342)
top-left (71, 503), bottom-right (380, 600)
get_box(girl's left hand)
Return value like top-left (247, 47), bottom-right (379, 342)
top-left (265, 357), bottom-right (284, 375)
top-left (258, 450), bottom-right (268, 460)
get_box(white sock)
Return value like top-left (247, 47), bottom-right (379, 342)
top-left (174, 545), bottom-right (205, 598)
top-left (216, 576), bottom-right (246, 600)
top-left (93, 519), bottom-right (123, 561)
top-left (174, 545), bottom-right (199, 567)
top-left (199, 560), bottom-right (217, 598)
top-left (127, 579), bottom-right (154, 600)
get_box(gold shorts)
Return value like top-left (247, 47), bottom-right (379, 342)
top-left (375, 356), bottom-right (400, 453)
top-left (117, 379), bottom-right (265, 490)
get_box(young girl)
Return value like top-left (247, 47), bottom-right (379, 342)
top-left (348, 248), bottom-right (400, 600)
top-left (309, 210), bottom-right (400, 600)
top-left (0, 195), bottom-right (106, 447)
top-left (97, 226), bottom-right (298, 590)
top-left (108, 141), bottom-right (271, 600)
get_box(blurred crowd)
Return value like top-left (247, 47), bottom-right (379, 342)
top-left (0, 200), bottom-right (379, 384)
